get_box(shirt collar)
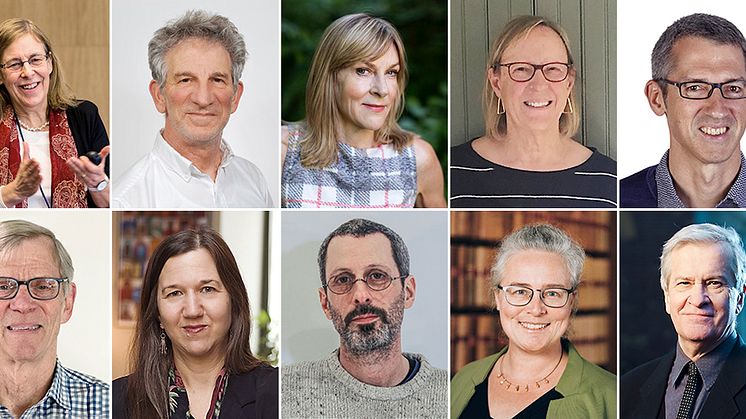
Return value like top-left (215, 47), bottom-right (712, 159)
top-left (656, 150), bottom-right (746, 208)
top-left (671, 331), bottom-right (737, 392)
top-left (45, 360), bottom-right (74, 411)
top-left (153, 131), bottom-right (234, 182)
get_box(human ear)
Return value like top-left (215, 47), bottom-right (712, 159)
top-left (645, 79), bottom-right (667, 116)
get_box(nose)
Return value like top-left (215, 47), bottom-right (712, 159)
top-left (351, 279), bottom-right (373, 305)
top-left (370, 73), bottom-right (389, 97)
top-left (182, 292), bottom-right (204, 318)
top-left (688, 283), bottom-right (711, 307)
top-left (703, 89), bottom-right (729, 118)
top-left (19, 61), bottom-right (33, 78)
top-left (9, 286), bottom-right (37, 313)
top-left (191, 81), bottom-right (215, 107)
top-left (524, 290), bottom-right (548, 315)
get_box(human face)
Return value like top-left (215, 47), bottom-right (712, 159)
top-left (647, 37), bottom-right (746, 167)
top-left (319, 233), bottom-right (415, 356)
top-left (0, 33), bottom-right (53, 116)
top-left (157, 248), bottom-right (232, 361)
top-left (150, 38), bottom-right (243, 149)
top-left (336, 44), bottom-right (401, 144)
top-left (490, 26), bottom-right (574, 134)
top-left (495, 250), bottom-right (574, 354)
top-left (0, 237), bottom-right (75, 364)
top-left (664, 242), bottom-right (744, 355)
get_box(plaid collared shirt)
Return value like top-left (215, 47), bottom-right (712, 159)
top-left (0, 360), bottom-right (109, 418)
top-left (656, 150), bottom-right (746, 208)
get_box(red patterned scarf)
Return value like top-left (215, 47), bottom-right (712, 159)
top-left (0, 106), bottom-right (87, 208)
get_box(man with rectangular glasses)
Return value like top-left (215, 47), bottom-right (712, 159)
top-left (621, 13), bottom-right (746, 208)
top-left (0, 220), bottom-right (108, 417)
top-left (621, 224), bottom-right (746, 418)
top-left (282, 218), bottom-right (447, 418)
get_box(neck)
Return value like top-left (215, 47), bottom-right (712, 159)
top-left (679, 326), bottom-right (734, 361)
top-left (14, 104), bottom-right (49, 129)
top-left (668, 148), bottom-right (741, 207)
top-left (172, 349), bottom-right (225, 391)
top-left (337, 339), bottom-right (408, 387)
top-left (340, 127), bottom-right (377, 149)
top-left (500, 341), bottom-right (564, 384)
top-left (0, 355), bottom-right (56, 417)
top-left (493, 128), bottom-right (574, 168)
top-left (161, 130), bottom-right (224, 181)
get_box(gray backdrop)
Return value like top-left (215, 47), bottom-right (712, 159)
top-left (281, 211), bottom-right (448, 369)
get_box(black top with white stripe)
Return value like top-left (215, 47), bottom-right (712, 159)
top-left (450, 139), bottom-right (617, 208)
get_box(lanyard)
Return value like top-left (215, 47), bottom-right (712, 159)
top-left (13, 113), bottom-right (51, 208)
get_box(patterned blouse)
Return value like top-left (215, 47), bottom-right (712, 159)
top-left (168, 367), bottom-right (229, 419)
top-left (281, 123), bottom-right (417, 208)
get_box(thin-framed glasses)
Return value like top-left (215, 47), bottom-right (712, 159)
top-left (657, 78), bottom-right (746, 100)
top-left (496, 62), bottom-right (572, 82)
top-left (497, 284), bottom-right (575, 308)
top-left (324, 270), bottom-right (406, 295)
top-left (0, 277), bottom-right (68, 300)
top-left (0, 52), bottom-right (50, 72)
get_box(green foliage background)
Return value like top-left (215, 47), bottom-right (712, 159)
top-left (281, 0), bottom-right (448, 179)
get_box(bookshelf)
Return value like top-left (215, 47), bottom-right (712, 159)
top-left (451, 211), bottom-right (617, 376)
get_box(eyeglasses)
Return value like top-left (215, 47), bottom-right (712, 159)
top-left (496, 62), bottom-right (572, 82)
top-left (324, 270), bottom-right (405, 295)
top-left (0, 277), bottom-right (68, 300)
top-left (497, 285), bottom-right (575, 308)
top-left (658, 78), bottom-right (746, 100)
top-left (0, 53), bottom-right (49, 73)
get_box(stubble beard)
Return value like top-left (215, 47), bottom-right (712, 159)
top-left (329, 292), bottom-right (405, 359)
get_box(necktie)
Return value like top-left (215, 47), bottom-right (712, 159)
top-left (676, 361), bottom-right (700, 419)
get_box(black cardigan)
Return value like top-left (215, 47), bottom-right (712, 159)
top-left (66, 100), bottom-right (109, 207)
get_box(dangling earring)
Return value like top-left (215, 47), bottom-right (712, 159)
top-left (497, 97), bottom-right (505, 115)
top-left (563, 97), bottom-right (574, 114)
top-left (160, 329), bottom-right (167, 355)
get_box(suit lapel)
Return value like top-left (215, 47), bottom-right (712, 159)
top-left (220, 372), bottom-right (257, 415)
top-left (632, 351), bottom-right (675, 418)
top-left (700, 339), bottom-right (746, 419)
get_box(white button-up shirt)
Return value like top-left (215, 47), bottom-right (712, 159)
top-left (113, 132), bottom-right (273, 208)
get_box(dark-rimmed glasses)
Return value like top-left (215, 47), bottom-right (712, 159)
top-left (0, 52), bottom-right (49, 73)
top-left (496, 62), bottom-right (572, 82)
top-left (0, 277), bottom-right (68, 300)
top-left (657, 78), bottom-right (746, 100)
top-left (497, 284), bottom-right (574, 308)
top-left (324, 270), bottom-right (406, 295)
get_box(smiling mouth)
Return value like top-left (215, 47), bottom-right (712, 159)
top-left (700, 126), bottom-right (728, 136)
top-left (20, 82), bottom-right (40, 91)
top-left (183, 325), bottom-right (207, 334)
top-left (7, 325), bottom-right (41, 331)
top-left (363, 104), bottom-right (386, 112)
top-left (519, 321), bottom-right (549, 330)
top-left (524, 101), bottom-right (552, 108)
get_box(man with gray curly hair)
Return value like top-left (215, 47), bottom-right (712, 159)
top-left (114, 10), bottom-right (272, 208)
top-left (621, 223), bottom-right (746, 419)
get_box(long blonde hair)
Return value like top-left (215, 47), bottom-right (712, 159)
top-left (0, 18), bottom-right (77, 111)
top-left (483, 15), bottom-right (580, 139)
top-left (301, 13), bottom-right (411, 168)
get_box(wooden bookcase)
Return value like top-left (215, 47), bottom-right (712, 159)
top-left (451, 211), bottom-right (617, 376)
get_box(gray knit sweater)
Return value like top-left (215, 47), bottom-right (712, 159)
top-left (282, 350), bottom-right (448, 418)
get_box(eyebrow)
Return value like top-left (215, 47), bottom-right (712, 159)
top-left (506, 281), bottom-right (572, 288)
top-left (160, 278), bottom-right (221, 292)
top-left (328, 264), bottom-right (392, 276)
top-left (360, 59), bottom-right (400, 70)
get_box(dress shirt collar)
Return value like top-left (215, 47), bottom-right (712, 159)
top-left (153, 131), bottom-right (235, 182)
top-left (656, 150), bottom-right (746, 208)
top-left (45, 360), bottom-right (75, 411)
top-left (671, 331), bottom-right (737, 393)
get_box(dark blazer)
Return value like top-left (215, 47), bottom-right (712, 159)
top-left (620, 165), bottom-right (657, 208)
top-left (66, 100), bottom-right (110, 207)
top-left (620, 338), bottom-right (746, 418)
top-left (112, 364), bottom-right (278, 418)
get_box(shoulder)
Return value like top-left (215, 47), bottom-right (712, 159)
top-left (113, 154), bottom-right (157, 207)
top-left (450, 139), bottom-right (478, 163)
top-left (65, 100), bottom-right (102, 125)
top-left (408, 135), bottom-right (437, 167)
top-left (584, 148), bottom-right (617, 173)
top-left (235, 363), bottom-right (278, 384)
top-left (575, 353), bottom-right (616, 390)
top-left (61, 365), bottom-right (110, 391)
top-left (620, 165), bottom-right (657, 207)
top-left (621, 352), bottom-right (669, 389)
top-left (452, 353), bottom-right (499, 389)
top-left (112, 375), bottom-right (129, 415)
top-left (282, 358), bottom-right (328, 380)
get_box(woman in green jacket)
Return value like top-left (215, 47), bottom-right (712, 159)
top-left (451, 224), bottom-right (615, 418)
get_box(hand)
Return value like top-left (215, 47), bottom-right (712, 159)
top-left (66, 145), bottom-right (110, 190)
top-left (3, 142), bottom-right (42, 206)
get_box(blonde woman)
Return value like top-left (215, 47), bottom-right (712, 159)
top-left (450, 16), bottom-right (616, 208)
top-left (281, 13), bottom-right (445, 208)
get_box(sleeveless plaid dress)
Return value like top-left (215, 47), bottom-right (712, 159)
top-left (281, 124), bottom-right (417, 208)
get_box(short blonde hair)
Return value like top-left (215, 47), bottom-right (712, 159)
top-left (483, 15), bottom-right (580, 138)
top-left (301, 13), bottom-right (411, 168)
top-left (0, 18), bottom-right (77, 111)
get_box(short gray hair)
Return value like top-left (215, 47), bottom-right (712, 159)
top-left (318, 219), bottom-right (409, 286)
top-left (0, 220), bottom-right (74, 281)
top-left (491, 224), bottom-right (585, 289)
top-left (660, 223), bottom-right (746, 292)
top-left (652, 13), bottom-right (746, 93)
top-left (148, 10), bottom-right (247, 90)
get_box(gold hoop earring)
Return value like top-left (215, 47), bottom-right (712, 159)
top-left (563, 98), bottom-right (574, 114)
top-left (497, 97), bottom-right (505, 115)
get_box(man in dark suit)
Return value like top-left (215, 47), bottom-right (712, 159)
top-left (621, 223), bottom-right (746, 418)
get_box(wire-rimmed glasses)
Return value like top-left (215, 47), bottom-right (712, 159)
top-left (324, 270), bottom-right (406, 295)
top-left (497, 284), bottom-right (574, 308)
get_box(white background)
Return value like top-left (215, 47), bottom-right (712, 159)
top-left (281, 211), bottom-right (449, 369)
top-left (618, 1), bottom-right (746, 179)
top-left (0, 211), bottom-right (111, 382)
top-left (110, 0), bottom-right (280, 205)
